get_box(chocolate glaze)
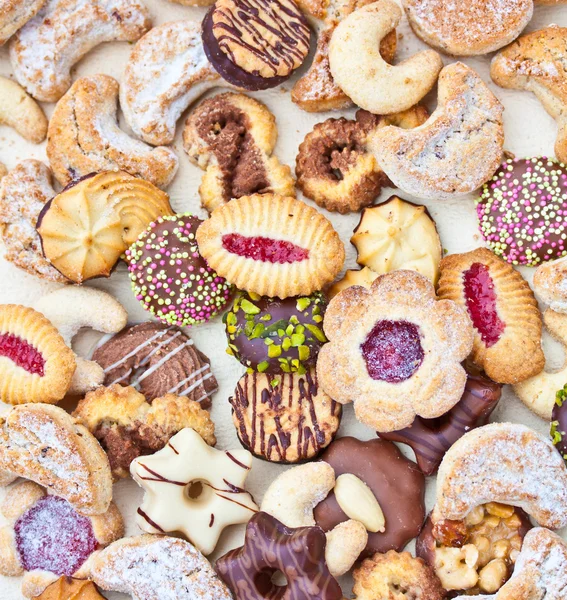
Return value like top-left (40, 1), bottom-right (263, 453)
top-left (216, 512), bottom-right (342, 600)
top-left (551, 388), bottom-right (567, 461)
top-left (314, 437), bottom-right (426, 558)
top-left (380, 365), bottom-right (502, 475)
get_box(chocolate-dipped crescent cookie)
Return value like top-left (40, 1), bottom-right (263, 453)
top-left (229, 370), bottom-right (341, 463)
top-left (314, 437), bottom-right (426, 558)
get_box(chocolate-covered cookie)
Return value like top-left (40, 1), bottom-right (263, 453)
top-left (380, 364), bottom-right (502, 475)
top-left (224, 291), bottom-right (327, 374)
top-left (202, 0), bottom-right (311, 91)
top-left (551, 385), bottom-right (567, 461)
top-left (216, 511), bottom-right (342, 600)
top-left (229, 370), bottom-right (341, 463)
top-left (314, 437), bottom-right (426, 558)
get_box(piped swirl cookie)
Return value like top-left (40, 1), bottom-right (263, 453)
top-left (47, 74), bottom-right (178, 188)
top-left (437, 247), bottom-right (544, 384)
top-left (183, 92), bottom-right (295, 213)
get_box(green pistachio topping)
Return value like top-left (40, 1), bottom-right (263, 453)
top-left (298, 345), bottom-right (310, 361)
top-left (551, 420), bottom-right (563, 446)
top-left (226, 312), bottom-right (237, 326)
top-left (264, 338), bottom-right (274, 345)
top-left (289, 315), bottom-right (299, 325)
top-left (225, 346), bottom-right (234, 356)
top-left (250, 323), bottom-right (265, 339)
top-left (268, 344), bottom-right (282, 358)
top-left (240, 298), bottom-right (260, 315)
top-left (248, 292), bottom-right (262, 301)
top-left (556, 384), bottom-right (567, 407)
top-left (313, 314), bottom-right (323, 323)
top-left (261, 313), bottom-right (273, 321)
top-left (296, 297), bottom-right (311, 311)
top-left (285, 324), bottom-right (294, 336)
top-left (271, 378), bottom-right (280, 387)
top-left (291, 333), bottom-right (305, 347)
top-left (257, 361), bottom-right (270, 372)
top-left (282, 338), bottom-right (292, 351)
top-left (306, 323), bottom-right (327, 342)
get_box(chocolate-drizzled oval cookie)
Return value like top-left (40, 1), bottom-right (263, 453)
top-left (202, 0), bottom-right (311, 90)
top-left (229, 370), bottom-right (341, 463)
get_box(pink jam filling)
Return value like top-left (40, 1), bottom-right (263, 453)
top-left (361, 320), bottom-right (424, 383)
top-left (0, 333), bottom-right (45, 376)
top-left (222, 233), bottom-right (309, 264)
top-left (462, 263), bottom-right (505, 348)
top-left (15, 496), bottom-right (98, 576)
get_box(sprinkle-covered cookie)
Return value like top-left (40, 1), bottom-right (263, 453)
top-left (476, 157), bottom-right (567, 266)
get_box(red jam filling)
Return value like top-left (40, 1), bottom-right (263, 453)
top-left (15, 496), bottom-right (98, 576)
top-left (462, 263), bottom-right (505, 348)
top-left (361, 320), bottom-right (424, 383)
top-left (0, 333), bottom-right (45, 376)
top-left (222, 233), bottom-right (309, 264)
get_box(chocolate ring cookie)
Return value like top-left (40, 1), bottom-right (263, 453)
top-left (314, 437), bottom-right (426, 558)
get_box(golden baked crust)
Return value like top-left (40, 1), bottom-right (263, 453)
top-left (438, 247), bottom-right (544, 384)
top-left (0, 305), bottom-right (75, 405)
top-left (0, 404), bottom-right (113, 516)
top-left (491, 25), bottom-right (567, 165)
top-left (328, 267), bottom-right (379, 299)
top-left (74, 384), bottom-right (216, 479)
top-left (33, 577), bottom-right (106, 600)
top-left (353, 550), bottom-right (445, 600)
top-left (47, 75), bottom-right (178, 188)
top-left (183, 92), bottom-right (295, 213)
top-left (196, 194), bottom-right (345, 298)
top-left (0, 76), bottom-right (47, 143)
top-left (533, 255), bottom-right (567, 313)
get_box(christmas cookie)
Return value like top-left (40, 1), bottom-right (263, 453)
top-left (0, 76), bottom-right (47, 143)
top-left (74, 384), bottom-right (216, 479)
top-left (352, 196), bottom-right (442, 283)
top-left (224, 290), bottom-right (327, 374)
top-left (317, 270), bottom-right (474, 432)
top-left (125, 214), bottom-right (232, 327)
top-left (229, 370), bottom-right (341, 463)
top-left (328, 268), bottom-right (379, 298)
top-left (92, 322), bottom-right (218, 406)
top-left (183, 92), bottom-right (295, 213)
top-left (33, 577), bottom-right (106, 600)
top-left (131, 428), bottom-right (257, 555)
top-left (196, 194), bottom-right (345, 298)
top-left (476, 157), bottom-right (567, 266)
top-left (0, 305), bottom-right (75, 405)
top-left (37, 171), bottom-right (173, 284)
top-left (0, 0), bottom-right (45, 46)
top-left (533, 254), bottom-right (567, 313)
top-left (437, 247), bottom-right (544, 384)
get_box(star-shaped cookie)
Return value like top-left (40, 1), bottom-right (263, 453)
top-left (130, 427), bottom-right (258, 555)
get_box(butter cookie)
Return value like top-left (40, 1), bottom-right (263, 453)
top-left (74, 384), bottom-right (216, 479)
top-left (0, 160), bottom-right (67, 283)
top-left (9, 0), bottom-right (151, 102)
top-left (328, 267), bottom-right (379, 298)
top-left (317, 270), bottom-right (474, 432)
top-left (37, 171), bottom-right (173, 284)
top-left (438, 247), bottom-right (544, 384)
top-left (47, 75), bottom-right (178, 188)
top-left (0, 481), bottom-right (123, 598)
top-left (533, 254), bottom-right (567, 313)
top-left (369, 62), bottom-right (504, 200)
top-left (183, 92), bottom-right (295, 213)
top-left (33, 577), bottom-right (106, 600)
top-left (196, 194), bottom-right (345, 298)
top-left (0, 76), bottom-right (47, 143)
top-left (0, 0), bottom-right (45, 46)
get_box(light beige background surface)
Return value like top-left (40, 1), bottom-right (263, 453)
top-left (1, 1), bottom-right (567, 598)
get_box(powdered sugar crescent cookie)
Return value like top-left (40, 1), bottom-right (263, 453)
top-left (196, 194), bottom-right (345, 298)
top-left (533, 255), bottom-right (567, 313)
top-left (0, 480), bottom-right (123, 598)
top-left (438, 248), bottom-right (544, 384)
top-left (435, 422), bottom-right (567, 530)
top-left (0, 76), bottom-right (47, 143)
top-left (0, 162), bottom-right (6, 179)
top-left (9, 0), bottom-right (151, 103)
top-left (369, 62), bottom-right (505, 200)
top-left (402, 0), bottom-right (533, 56)
top-left (0, 403), bottom-right (113, 516)
top-left (0, 160), bottom-right (67, 283)
top-left (35, 287), bottom-right (128, 396)
top-left (90, 535), bottom-right (233, 600)
top-left (121, 20), bottom-right (221, 146)
top-left (183, 92), bottom-right (295, 213)
top-left (47, 75), bottom-right (178, 189)
top-left (0, 305), bottom-right (75, 405)
top-left (317, 270), bottom-right (474, 432)
top-left (0, 0), bottom-right (45, 46)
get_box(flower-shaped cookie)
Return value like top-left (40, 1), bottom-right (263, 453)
top-left (317, 270), bottom-right (474, 432)
top-left (130, 427), bottom-right (257, 555)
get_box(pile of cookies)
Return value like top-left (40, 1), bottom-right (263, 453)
top-left (1, 0), bottom-right (567, 598)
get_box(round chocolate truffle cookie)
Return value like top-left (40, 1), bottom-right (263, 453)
top-left (314, 437), bottom-right (426, 558)
top-left (551, 385), bottom-right (567, 462)
top-left (476, 157), bottom-right (567, 266)
top-left (224, 291), bottom-right (327, 374)
top-left (125, 214), bottom-right (232, 327)
top-left (202, 0), bottom-right (311, 91)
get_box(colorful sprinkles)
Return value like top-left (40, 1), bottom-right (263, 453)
top-left (125, 214), bottom-right (232, 327)
top-left (476, 157), bottom-right (567, 266)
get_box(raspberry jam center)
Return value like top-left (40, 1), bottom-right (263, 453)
top-left (0, 333), bottom-right (45, 376)
top-left (361, 320), bottom-right (424, 383)
top-left (222, 233), bottom-right (309, 264)
top-left (15, 496), bottom-right (98, 576)
top-left (462, 263), bottom-right (505, 348)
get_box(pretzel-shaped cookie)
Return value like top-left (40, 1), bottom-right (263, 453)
top-left (0, 76), bottom-right (47, 143)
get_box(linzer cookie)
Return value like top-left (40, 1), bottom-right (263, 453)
top-left (438, 248), bottom-right (544, 384)
top-left (92, 322), bottom-right (218, 407)
top-left (229, 370), bottom-right (341, 463)
top-left (202, 0), bottom-right (311, 90)
top-left (196, 194), bottom-right (345, 298)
